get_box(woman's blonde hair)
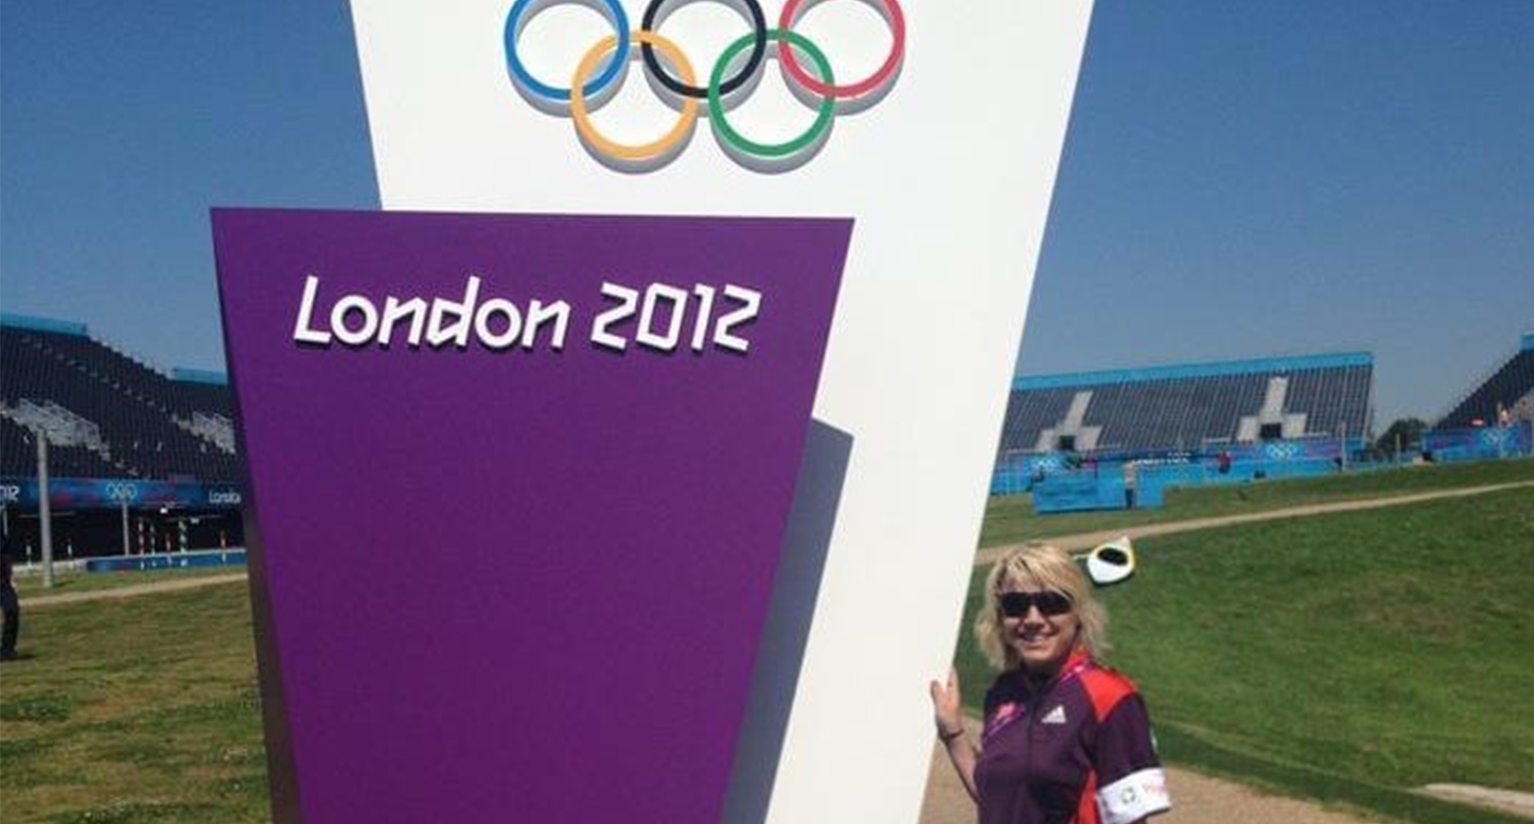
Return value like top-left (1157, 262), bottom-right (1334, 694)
top-left (974, 542), bottom-right (1109, 670)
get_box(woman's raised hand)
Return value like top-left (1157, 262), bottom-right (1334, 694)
top-left (929, 667), bottom-right (963, 738)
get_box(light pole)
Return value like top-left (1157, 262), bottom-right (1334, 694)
top-left (37, 433), bottom-right (54, 588)
top-left (110, 482), bottom-right (136, 557)
top-left (1339, 420), bottom-right (1349, 473)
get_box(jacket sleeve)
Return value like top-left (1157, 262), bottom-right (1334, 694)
top-left (1092, 693), bottom-right (1171, 824)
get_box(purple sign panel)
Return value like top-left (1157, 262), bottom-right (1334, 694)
top-left (211, 209), bottom-right (850, 824)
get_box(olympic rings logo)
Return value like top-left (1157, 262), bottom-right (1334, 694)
top-left (1264, 442), bottom-right (1300, 461)
top-left (504, 0), bottom-right (906, 173)
top-left (105, 481), bottom-right (140, 502)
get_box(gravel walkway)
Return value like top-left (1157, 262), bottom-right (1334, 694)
top-left (919, 718), bottom-right (1372, 824)
top-left (19, 572), bottom-right (248, 607)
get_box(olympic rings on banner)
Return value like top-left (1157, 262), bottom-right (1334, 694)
top-left (642, 0), bottom-right (767, 100)
top-left (572, 31), bottom-right (699, 164)
top-left (505, 0), bottom-right (631, 103)
top-left (779, 0), bottom-right (904, 102)
top-left (709, 29), bottom-right (833, 158)
top-left (502, 0), bottom-right (906, 172)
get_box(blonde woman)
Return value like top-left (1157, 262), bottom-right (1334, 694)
top-left (930, 543), bottom-right (1171, 824)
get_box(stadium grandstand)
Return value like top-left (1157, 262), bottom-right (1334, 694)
top-left (1425, 332), bottom-right (1534, 462)
top-left (993, 352), bottom-right (1376, 511)
top-left (1000, 352), bottom-right (1373, 455)
top-left (1, 313), bottom-right (246, 559)
top-left (1434, 333), bottom-right (1534, 429)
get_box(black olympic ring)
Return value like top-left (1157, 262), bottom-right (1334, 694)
top-left (640, 0), bottom-right (767, 100)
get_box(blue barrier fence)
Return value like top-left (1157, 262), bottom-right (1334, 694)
top-left (1024, 457), bottom-right (1361, 514)
top-left (993, 439), bottom-right (1363, 497)
top-left (992, 431), bottom-right (1531, 515)
top-left (1425, 425), bottom-right (1531, 463)
top-left (85, 549), bottom-right (247, 572)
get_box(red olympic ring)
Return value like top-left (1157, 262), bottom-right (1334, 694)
top-left (777, 0), bottom-right (905, 99)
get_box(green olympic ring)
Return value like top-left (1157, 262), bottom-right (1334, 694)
top-left (707, 28), bottom-right (834, 159)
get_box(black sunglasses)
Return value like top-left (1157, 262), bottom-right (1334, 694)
top-left (999, 590), bottom-right (1073, 618)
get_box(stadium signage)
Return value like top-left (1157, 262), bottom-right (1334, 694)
top-left (0, 477), bottom-right (234, 509)
top-left (105, 481), bottom-right (139, 502)
top-left (212, 208), bottom-right (851, 824)
top-left (207, 489), bottom-right (243, 506)
top-left (291, 273), bottom-right (762, 354)
top-left (267, 2), bottom-right (1092, 821)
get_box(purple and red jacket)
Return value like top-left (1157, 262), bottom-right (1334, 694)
top-left (976, 652), bottom-right (1171, 824)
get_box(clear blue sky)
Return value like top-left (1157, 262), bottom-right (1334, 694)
top-left (1, 1), bottom-right (379, 371)
top-left (3, 1), bottom-right (1531, 426)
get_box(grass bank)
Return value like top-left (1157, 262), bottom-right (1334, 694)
top-left (4, 467), bottom-right (1530, 823)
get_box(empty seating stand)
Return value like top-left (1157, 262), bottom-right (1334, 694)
top-left (1435, 336), bottom-right (1534, 430)
top-left (996, 353), bottom-right (1374, 511)
top-left (999, 353), bottom-right (1374, 456)
top-left (1, 318), bottom-right (244, 483)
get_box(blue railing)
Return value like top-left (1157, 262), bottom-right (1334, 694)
top-left (1, 312), bottom-right (89, 336)
top-left (171, 367), bottom-right (230, 386)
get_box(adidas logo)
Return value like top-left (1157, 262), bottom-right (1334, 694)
top-left (1041, 705), bottom-right (1067, 725)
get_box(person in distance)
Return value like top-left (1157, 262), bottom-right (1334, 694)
top-left (1, 536), bottom-right (21, 662)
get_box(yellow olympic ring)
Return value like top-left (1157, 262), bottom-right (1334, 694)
top-left (570, 31), bottom-right (697, 161)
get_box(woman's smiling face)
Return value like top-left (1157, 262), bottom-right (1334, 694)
top-left (999, 584), bottom-right (1080, 674)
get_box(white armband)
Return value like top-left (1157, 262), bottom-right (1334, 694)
top-left (1096, 767), bottom-right (1171, 824)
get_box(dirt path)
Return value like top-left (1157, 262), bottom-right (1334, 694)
top-left (920, 717), bottom-right (1371, 824)
top-left (975, 479), bottom-right (1534, 563)
top-left (1417, 785), bottom-right (1534, 820)
top-left (19, 572), bottom-right (248, 608)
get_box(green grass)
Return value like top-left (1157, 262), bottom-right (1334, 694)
top-left (980, 456), bottom-right (1534, 546)
top-left (0, 581), bottom-right (266, 824)
top-left (15, 567), bottom-right (246, 600)
top-left (5, 464), bottom-right (1531, 823)
top-left (957, 486), bottom-right (1534, 824)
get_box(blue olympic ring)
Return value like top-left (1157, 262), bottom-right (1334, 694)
top-left (504, 0), bottom-right (631, 101)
